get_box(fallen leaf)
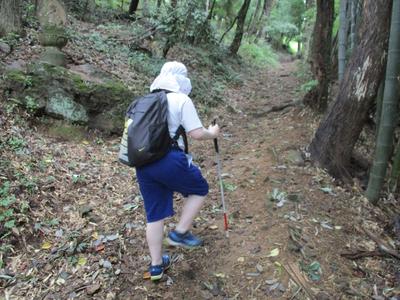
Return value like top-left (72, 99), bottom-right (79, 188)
top-left (214, 272), bottom-right (226, 278)
top-left (41, 241), bottom-right (52, 250)
top-left (56, 277), bottom-right (66, 285)
top-left (143, 271), bottom-right (151, 279)
top-left (92, 232), bottom-right (99, 240)
top-left (86, 284), bottom-right (101, 295)
top-left (267, 248), bottom-right (280, 257)
top-left (265, 278), bottom-right (278, 285)
top-left (95, 244), bottom-right (105, 252)
top-left (78, 256), bottom-right (87, 266)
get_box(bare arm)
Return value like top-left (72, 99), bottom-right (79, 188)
top-left (188, 124), bottom-right (220, 140)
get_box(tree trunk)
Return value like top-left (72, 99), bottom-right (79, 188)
top-left (128, 0), bottom-right (139, 14)
top-left (303, 0), bottom-right (334, 112)
top-left (338, 0), bottom-right (348, 82)
top-left (0, 0), bottom-right (22, 37)
top-left (309, 0), bottom-right (392, 180)
top-left (389, 139), bottom-right (400, 193)
top-left (229, 0), bottom-right (252, 55)
top-left (305, 0), bottom-right (314, 9)
top-left (207, 0), bottom-right (216, 20)
top-left (366, 0), bottom-right (400, 203)
top-left (255, 0), bottom-right (275, 40)
top-left (247, 0), bottom-right (262, 34)
top-left (331, 31), bottom-right (339, 81)
top-left (142, 0), bottom-right (149, 16)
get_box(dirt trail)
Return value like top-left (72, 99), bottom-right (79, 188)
top-left (5, 60), bottom-right (397, 300)
top-left (125, 60), bottom-right (342, 299)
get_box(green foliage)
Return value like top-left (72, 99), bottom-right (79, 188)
top-left (24, 96), bottom-right (40, 114)
top-left (267, 0), bottom-right (307, 48)
top-left (300, 261), bottom-right (322, 281)
top-left (47, 122), bottom-right (86, 142)
top-left (0, 32), bottom-right (21, 49)
top-left (128, 53), bottom-right (165, 78)
top-left (88, 32), bottom-right (109, 52)
top-left (95, 0), bottom-right (129, 10)
top-left (7, 136), bottom-right (26, 151)
top-left (148, 0), bottom-right (214, 47)
top-left (0, 182), bottom-right (17, 231)
top-left (238, 40), bottom-right (278, 68)
top-left (300, 80), bottom-right (318, 92)
top-left (72, 174), bottom-right (86, 184)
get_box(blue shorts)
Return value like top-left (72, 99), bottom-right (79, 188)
top-left (136, 149), bottom-right (209, 223)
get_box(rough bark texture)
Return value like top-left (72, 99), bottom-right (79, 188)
top-left (229, 0), bottom-right (252, 55)
top-left (366, 0), bottom-right (400, 203)
top-left (303, 0), bottom-right (334, 112)
top-left (0, 0), bottom-right (22, 37)
top-left (309, 0), bottom-right (392, 180)
top-left (128, 0), bottom-right (139, 14)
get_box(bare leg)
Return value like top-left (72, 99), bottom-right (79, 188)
top-left (146, 219), bottom-right (164, 265)
top-left (175, 195), bottom-right (206, 233)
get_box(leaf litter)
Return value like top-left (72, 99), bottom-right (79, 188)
top-left (0, 17), bottom-right (399, 299)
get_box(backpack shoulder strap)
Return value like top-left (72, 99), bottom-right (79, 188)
top-left (173, 125), bottom-right (189, 154)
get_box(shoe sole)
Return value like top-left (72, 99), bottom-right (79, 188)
top-left (149, 260), bottom-right (171, 281)
top-left (166, 237), bottom-right (202, 248)
top-left (150, 272), bottom-right (163, 281)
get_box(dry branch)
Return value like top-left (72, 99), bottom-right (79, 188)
top-left (252, 102), bottom-right (295, 118)
top-left (282, 262), bottom-right (316, 300)
top-left (362, 227), bottom-right (400, 260)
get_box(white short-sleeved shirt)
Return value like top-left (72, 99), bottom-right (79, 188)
top-left (167, 92), bottom-right (203, 149)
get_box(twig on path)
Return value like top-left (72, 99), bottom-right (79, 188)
top-left (340, 250), bottom-right (388, 260)
top-left (251, 101), bottom-right (298, 118)
top-left (282, 262), bottom-right (316, 300)
top-left (362, 227), bottom-right (400, 260)
top-left (290, 287), bottom-right (303, 300)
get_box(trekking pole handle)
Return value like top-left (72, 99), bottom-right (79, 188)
top-left (212, 119), bottom-right (219, 153)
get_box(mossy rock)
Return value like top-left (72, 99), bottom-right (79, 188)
top-left (38, 25), bottom-right (68, 48)
top-left (3, 63), bottom-right (136, 133)
top-left (46, 120), bottom-right (87, 142)
top-left (39, 47), bottom-right (67, 66)
top-left (46, 91), bottom-right (88, 123)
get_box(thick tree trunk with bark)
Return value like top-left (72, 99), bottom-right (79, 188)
top-left (0, 0), bottom-right (22, 37)
top-left (303, 0), bottom-right (334, 112)
top-left (128, 0), bottom-right (139, 14)
top-left (229, 0), bottom-right (251, 55)
top-left (338, 0), bottom-right (349, 82)
top-left (309, 0), bottom-right (392, 180)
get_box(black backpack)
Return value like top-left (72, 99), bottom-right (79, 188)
top-left (118, 90), bottom-right (188, 168)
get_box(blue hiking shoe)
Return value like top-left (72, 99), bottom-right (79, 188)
top-left (167, 230), bottom-right (203, 248)
top-left (149, 254), bottom-right (170, 281)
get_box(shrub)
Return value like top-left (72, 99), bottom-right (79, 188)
top-left (238, 40), bottom-right (279, 68)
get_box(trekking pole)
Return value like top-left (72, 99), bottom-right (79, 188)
top-left (212, 119), bottom-right (229, 238)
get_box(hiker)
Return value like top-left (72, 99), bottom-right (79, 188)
top-left (136, 61), bottom-right (220, 280)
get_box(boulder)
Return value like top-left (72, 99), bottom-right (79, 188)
top-left (40, 46), bottom-right (67, 66)
top-left (0, 41), bottom-right (11, 54)
top-left (2, 63), bottom-right (135, 133)
top-left (5, 60), bottom-right (27, 71)
top-left (37, 0), bottom-right (67, 27)
top-left (46, 91), bottom-right (88, 123)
